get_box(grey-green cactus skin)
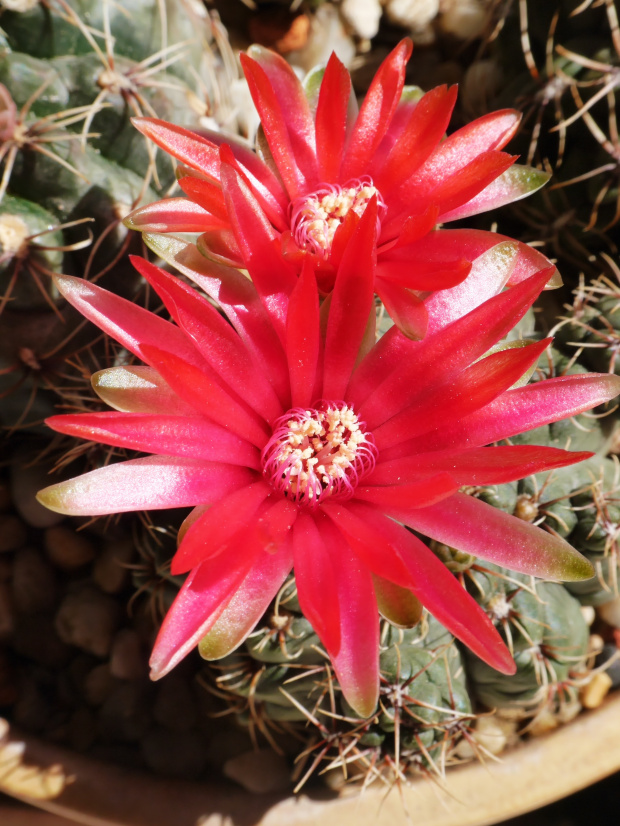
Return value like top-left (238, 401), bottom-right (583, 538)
top-left (465, 569), bottom-right (590, 710)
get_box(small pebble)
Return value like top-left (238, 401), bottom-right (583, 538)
top-left (83, 663), bottom-right (120, 707)
top-left (55, 586), bottom-right (121, 657)
top-left (140, 727), bottom-right (208, 779)
top-left (44, 525), bottom-right (96, 571)
top-left (580, 672), bottom-right (613, 709)
top-left (249, 8), bottom-right (310, 54)
top-left (109, 629), bottom-right (147, 681)
top-left (527, 709), bottom-right (559, 736)
top-left (153, 673), bottom-right (198, 732)
top-left (0, 515), bottom-right (27, 552)
top-left (10, 460), bottom-right (65, 528)
top-left (581, 606), bottom-right (596, 626)
top-left (11, 547), bottom-right (57, 614)
top-left (0, 581), bottom-right (15, 639)
top-left (98, 683), bottom-right (152, 743)
top-left (455, 715), bottom-right (517, 759)
top-left (11, 613), bottom-right (72, 669)
top-left (93, 539), bottom-right (134, 594)
top-left (598, 596), bottom-right (620, 628)
top-left (223, 748), bottom-right (291, 794)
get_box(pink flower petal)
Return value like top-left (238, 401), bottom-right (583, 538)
top-left (171, 482), bottom-right (271, 574)
top-left (286, 260), bottom-right (321, 409)
top-left (198, 538), bottom-right (294, 660)
top-left (355, 472), bottom-right (459, 510)
top-left (244, 45), bottom-right (318, 189)
top-left (293, 513), bottom-right (341, 654)
top-left (142, 234), bottom-right (290, 406)
top-left (368, 446), bottom-right (594, 486)
top-left (373, 338), bottom-right (552, 450)
top-left (37, 456), bottom-right (253, 516)
top-left (376, 256), bottom-right (471, 290)
top-left (53, 274), bottom-right (202, 368)
top-left (317, 514), bottom-right (380, 717)
top-left (373, 279), bottom-right (428, 341)
top-left (323, 200), bottom-right (377, 399)
top-left (375, 85), bottom-right (458, 197)
top-left (353, 266), bottom-right (552, 424)
top-left (140, 344), bottom-right (270, 449)
top-left (393, 492), bottom-right (594, 582)
top-left (315, 53), bottom-right (352, 182)
top-left (150, 528), bottom-right (265, 679)
top-left (426, 151), bottom-right (517, 216)
top-left (131, 256), bottom-right (282, 423)
top-left (340, 39), bottom-right (412, 182)
top-left (440, 165), bottom-right (550, 223)
top-left (125, 198), bottom-right (227, 233)
top-left (91, 366), bottom-right (197, 416)
top-left (220, 152), bottom-right (297, 342)
top-left (132, 117), bottom-right (220, 179)
top-left (45, 412), bottom-right (261, 469)
top-left (240, 52), bottom-right (310, 198)
top-left (337, 503), bottom-right (515, 674)
top-left (395, 373), bottom-right (620, 456)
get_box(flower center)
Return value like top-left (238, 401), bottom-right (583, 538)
top-left (289, 177), bottom-right (385, 258)
top-left (262, 402), bottom-right (378, 508)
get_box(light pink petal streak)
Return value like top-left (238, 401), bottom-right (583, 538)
top-left (150, 528), bottom-right (265, 679)
top-left (317, 515), bottom-right (379, 718)
top-left (392, 493), bottom-right (594, 581)
top-left (91, 366), bottom-right (197, 416)
top-left (198, 539), bottom-right (294, 660)
top-left (37, 456), bottom-right (253, 516)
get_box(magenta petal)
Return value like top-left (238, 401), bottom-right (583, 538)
top-left (369, 446), bottom-right (594, 486)
top-left (355, 472), bottom-right (459, 510)
top-left (341, 504), bottom-right (515, 674)
top-left (323, 200), bottom-right (377, 399)
top-left (132, 117), bottom-right (220, 180)
top-left (287, 260), bottom-right (321, 409)
top-left (171, 482), bottom-right (271, 574)
top-left (244, 46), bottom-right (318, 188)
top-left (91, 366), bottom-right (197, 416)
top-left (131, 256), bottom-right (282, 423)
top-left (293, 514), bottom-right (341, 654)
top-left (315, 53), bottom-right (351, 182)
top-left (150, 531), bottom-right (264, 679)
top-left (36, 456), bottom-right (254, 516)
top-left (141, 344), bottom-right (270, 449)
top-left (142, 234), bottom-right (290, 406)
top-left (52, 275), bottom-right (202, 368)
top-left (318, 515), bottom-right (379, 718)
top-left (339, 39), bottom-right (412, 182)
top-left (403, 373), bottom-right (620, 455)
top-left (45, 412), bottom-right (261, 469)
top-left (354, 266), bottom-right (552, 425)
top-left (125, 198), bottom-right (227, 233)
top-left (220, 153), bottom-right (297, 343)
top-left (373, 338), bottom-right (552, 450)
top-left (198, 539), bottom-right (294, 660)
top-left (374, 279), bottom-right (428, 341)
top-left (239, 52), bottom-right (309, 198)
top-left (392, 492), bottom-right (594, 581)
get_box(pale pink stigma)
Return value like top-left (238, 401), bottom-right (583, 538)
top-left (261, 402), bottom-right (378, 508)
top-left (289, 177), bottom-right (385, 258)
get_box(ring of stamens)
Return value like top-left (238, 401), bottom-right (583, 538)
top-left (262, 402), bottom-right (378, 508)
top-left (289, 177), bottom-right (385, 258)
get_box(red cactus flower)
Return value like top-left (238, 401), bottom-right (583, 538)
top-left (36, 229), bottom-right (617, 717)
top-left (126, 40), bottom-right (554, 339)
